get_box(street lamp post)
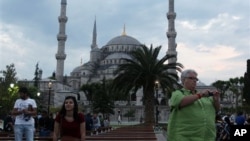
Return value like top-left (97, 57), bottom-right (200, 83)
top-left (47, 81), bottom-right (52, 114)
top-left (155, 81), bottom-right (159, 125)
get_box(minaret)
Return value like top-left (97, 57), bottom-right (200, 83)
top-left (55, 0), bottom-right (67, 82)
top-left (90, 18), bottom-right (100, 62)
top-left (91, 18), bottom-right (97, 49)
top-left (166, 0), bottom-right (177, 75)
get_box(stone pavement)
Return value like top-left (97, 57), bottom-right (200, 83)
top-left (156, 133), bottom-right (166, 141)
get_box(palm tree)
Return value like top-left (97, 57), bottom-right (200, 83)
top-left (113, 44), bottom-right (183, 124)
top-left (81, 83), bottom-right (98, 105)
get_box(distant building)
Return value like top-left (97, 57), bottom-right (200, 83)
top-left (19, 0), bottom-right (216, 122)
top-left (67, 23), bottom-right (142, 90)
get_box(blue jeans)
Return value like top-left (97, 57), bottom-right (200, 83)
top-left (39, 128), bottom-right (51, 137)
top-left (14, 124), bottom-right (34, 141)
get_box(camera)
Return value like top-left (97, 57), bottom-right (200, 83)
top-left (208, 91), bottom-right (213, 96)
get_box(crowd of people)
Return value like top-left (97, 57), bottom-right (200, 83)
top-left (85, 113), bottom-right (110, 131)
top-left (1, 69), bottom-right (249, 141)
top-left (216, 111), bottom-right (250, 141)
top-left (1, 86), bottom-right (111, 141)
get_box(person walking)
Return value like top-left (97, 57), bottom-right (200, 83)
top-left (11, 87), bottom-right (37, 141)
top-left (167, 69), bottom-right (220, 141)
top-left (53, 96), bottom-right (85, 141)
top-left (118, 114), bottom-right (122, 125)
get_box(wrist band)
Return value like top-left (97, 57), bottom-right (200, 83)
top-left (197, 94), bottom-right (202, 99)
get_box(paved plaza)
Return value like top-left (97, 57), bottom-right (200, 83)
top-left (156, 133), bottom-right (167, 141)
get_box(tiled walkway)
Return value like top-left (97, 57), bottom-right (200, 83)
top-left (156, 133), bottom-right (166, 141)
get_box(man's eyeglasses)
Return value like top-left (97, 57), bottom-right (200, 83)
top-left (185, 77), bottom-right (199, 81)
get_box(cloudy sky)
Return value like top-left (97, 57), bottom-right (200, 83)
top-left (0, 0), bottom-right (249, 85)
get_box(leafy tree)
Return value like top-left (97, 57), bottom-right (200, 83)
top-left (81, 79), bottom-right (115, 117)
top-left (81, 83), bottom-right (100, 104)
top-left (113, 45), bottom-right (183, 124)
top-left (33, 62), bottom-right (40, 88)
top-left (49, 72), bottom-right (56, 80)
top-left (92, 89), bottom-right (115, 117)
top-left (211, 80), bottom-right (229, 100)
top-left (0, 63), bottom-right (18, 117)
top-left (227, 77), bottom-right (244, 112)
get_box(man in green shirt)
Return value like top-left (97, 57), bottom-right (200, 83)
top-left (167, 69), bottom-right (220, 141)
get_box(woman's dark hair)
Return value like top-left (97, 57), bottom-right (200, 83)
top-left (59, 96), bottom-right (79, 121)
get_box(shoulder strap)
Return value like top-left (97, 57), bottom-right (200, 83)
top-left (170, 89), bottom-right (184, 112)
top-left (179, 89), bottom-right (184, 94)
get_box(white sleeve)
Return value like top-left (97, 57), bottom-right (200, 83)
top-left (31, 99), bottom-right (37, 108)
top-left (13, 99), bottom-right (20, 109)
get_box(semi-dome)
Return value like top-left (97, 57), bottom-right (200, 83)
top-left (105, 53), bottom-right (131, 60)
top-left (106, 35), bottom-right (141, 45)
top-left (72, 65), bottom-right (83, 73)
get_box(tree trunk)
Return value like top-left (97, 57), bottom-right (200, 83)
top-left (143, 87), bottom-right (155, 125)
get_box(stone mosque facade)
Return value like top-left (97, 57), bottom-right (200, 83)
top-left (20, 0), bottom-right (180, 122)
top-left (68, 23), bottom-right (143, 90)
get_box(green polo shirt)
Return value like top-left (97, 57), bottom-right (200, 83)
top-left (167, 88), bottom-right (216, 141)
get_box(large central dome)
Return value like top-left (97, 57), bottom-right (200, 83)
top-left (106, 34), bottom-right (141, 45)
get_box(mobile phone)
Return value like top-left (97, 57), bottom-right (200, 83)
top-left (208, 92), bottom-right (213, 96)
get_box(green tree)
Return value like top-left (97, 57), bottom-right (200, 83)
top-left (33, 62), bottom-right (40, 88)
top-left (211, 80), bottom-right (229, 101)
top-left (0, 63), bottom-right (18, 116)
top-left (227, 77), bottom-right (244, 112)
top-left (113, 45), bottom-right (183, 124)
top-left (81, 83), bottom-right (100, 104)
top-left (81, 79), bottom-right (115, 117)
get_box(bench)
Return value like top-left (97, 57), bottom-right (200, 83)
top-left (86, 126), bottom-right (112, 136)
top-left (0, 136), bottom-right (156, 141)
top-left (0, 125), bottom-right (157, 141)
top-left (0, 132), bottom-right (9, 137)
top-left (0, 136), bottom-right (52, 141)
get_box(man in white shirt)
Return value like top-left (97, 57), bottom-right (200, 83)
top-left (12, 87), bottom-right (37, 141)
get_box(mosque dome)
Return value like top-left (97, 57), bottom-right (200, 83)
top-left (71, 65), bottom-right (83, 76)
top-left (106, 34), bottom-right (141, 46)
top-left (105, 53), bottom-right (131, 60)
top-left (72, 65), bottom-right (82, 73)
